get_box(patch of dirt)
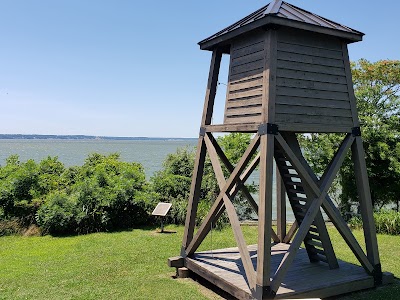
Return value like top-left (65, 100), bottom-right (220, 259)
top-left (23, 224), bottom-right (41, 236)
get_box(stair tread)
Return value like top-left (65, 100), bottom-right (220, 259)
top-left (306, 239), bottom-right (323, 248)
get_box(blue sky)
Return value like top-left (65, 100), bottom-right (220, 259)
top-left (0, 0), bottom-right (399, 137)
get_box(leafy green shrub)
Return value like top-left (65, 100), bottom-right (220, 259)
top-left (2, 153), bottom-right (150, 235)
top-left (36, 192), bottom-right (77, 235)
top-left (349, 210), bottom-right (400, 235)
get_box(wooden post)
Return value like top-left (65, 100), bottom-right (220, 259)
top-left (276, 166), bottom-right (286, 243)
top-left (181, 49), bottom-right (222, 253)
top-left (255, 28), bottom-right (277, 299)
top-left (256, 133), bottom-right (275, 297)
top-left (352, 136), bottom-right (381, 282)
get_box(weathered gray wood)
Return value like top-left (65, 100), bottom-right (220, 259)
top-left (277, 27), bottom-right (343, 51)
top-left (230, 73), bottom-right (264, 85)
top-left (277, 41), bottom-right (343, 59)
top-left (341, 42), bottom-right (360, 127)
top-left (271, 133), bottom-right (354, 292)
top-left (276, 95), bottom-right (351, 109)
top-left (233, 30), bottom-right (266, 50)
top-left (283, 133), bottom-right (338, 269)
top-left (283, 221), bottom-right (298, 243)
top-left (352, 137), bottom-right (380, 266)
top-left (201, 49), bottom-right (222, 126)
top-left (276, 77), bottom-right (348, 93)
top-left (168, 256), bottom-right (184, 268)
top-left (225, 105), bottom-right (263, 117)
top-left (256, 133), bottom-right (275, 290)
top-left (206, 133), bottom-right (259, 213)
top-left (277, 134), bottom-right (375, 274)
top-left (255, 29), bottom-right (278, 293)
top-left (277, 123), bottom-right (351, 133)
top-left (178, 267), bottom-right (190, 278)
top-left (205, 124), bottom-right (259, 133)
top-left (228, 88), bottom-right (263, 100)
top-left (230, 68), bottom-right (265, 83)
top-left (181, 137), bottom-right (207, 251)
top-left (231, 61), bottom-right (264, 77)
top-left (276, 86), bottom-right (349, 101)
top-left (231, 41), bottom-right (265, 60)
top-left (275, 104), bottom-right (352, 118)
top-left (262, 28), bottom-right (277, 124)
top-left (231, 51), bottom-right (265, 68)
top-left (186, 135), bottom-right (260, 255)
top-left (229, 77), bottom-right (263, 92)
top-left (276, 68), bottom-right (347, 84)
top-left (277, 59), bottom-right (346, 76)
top-left (275, 113), bottom-right (353, 126)
top-left (187, 243), bottom-right (378, 300)
top-left (276, 166), bottom-right (286, 243)
top-left (226, 97), bottom-right (263, 109)
top-left (277, 51), bottom-right (344, 68)
top-left (182, 48), bottom-right (222, 251)
top-left (225, 114), bottom-right (262, 125)
top-left (204, 134), bottom-right (256, 288)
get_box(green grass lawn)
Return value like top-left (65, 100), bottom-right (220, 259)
top-left (0, 225), bottom-right (398, 299)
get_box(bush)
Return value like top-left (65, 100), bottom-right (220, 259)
top-left (2, 153), bottom-right (150, 235)
top-left (36, 192), bottom-right (77, 235)
top-left (348, 210), bottom-right (400, 235)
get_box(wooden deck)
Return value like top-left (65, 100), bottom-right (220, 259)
top-left (186, 243), bottom-right (377, 299)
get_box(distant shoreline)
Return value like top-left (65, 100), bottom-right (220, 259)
top-left (0, 134), bottom-right (196, 141)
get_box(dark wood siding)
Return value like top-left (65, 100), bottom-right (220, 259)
top-left (224, 31), bottom-right (265, 125)
top-left (274, 28), bottom-right (353, 129)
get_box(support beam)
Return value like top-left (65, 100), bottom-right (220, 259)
top-left (283, 221), bottom-right (298, 243)
top-left (207, 133), bottom-right (259, 212)
top-left (352, 136), bottom-right (381, 282)
top-left (284, 133), bottom-right (338, 269)
top-left (207, 133), bottom-right (280, 243)
top-left (276, 166), bottom-right (286, 243)
top-left (182, 48), bottom-right (222, 252)
top-left (181, 137), bottom-right (207, 252)
top-left (186, 135), bottom-right (260, 255)
top-left (277, 133), bottom-right (375, 274)
top-left (256, 134), bottom-right (275, 293)
top-left (271, 133), bottom-right (354, 292)
top-left (204, 134), bottom-right (256, 288)
top-left (201, 49), bottom-right (222, 126)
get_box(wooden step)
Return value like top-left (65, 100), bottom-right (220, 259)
top-left (306, 239), bottom-right (323, 248)
top-left (310, 248), bottom-right (326, 256)
top-left (285, 181), bottom-right (303, 187)
top-left (279, 165), bottom-right (296, 170)
top-left (317, 254), bottom-right (328, 264)
top-left (284, 173), bottom-right (301, 179)
top-left (288, 188), bottom-right (305, 194)
top-left (306, 233), bottom-right (321, 241)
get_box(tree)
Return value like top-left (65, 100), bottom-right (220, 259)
top-left (150, 133), bottom-right (257, 224)
top-left (300, 59), bottom-right (400, 212)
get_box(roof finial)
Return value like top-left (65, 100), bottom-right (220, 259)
top-left (264, 0), bottom-right (283, 15)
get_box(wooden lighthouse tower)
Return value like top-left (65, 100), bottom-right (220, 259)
top-left (169, 1), bottom-right (393, 299)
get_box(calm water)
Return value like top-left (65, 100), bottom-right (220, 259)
top-left (0, 139), bottom-right (294, 221)
top-left (0, 139), bottom-right (197, 178)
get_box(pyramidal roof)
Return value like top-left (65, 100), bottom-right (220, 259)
top-left (199, 0), bottom-right (364, 50)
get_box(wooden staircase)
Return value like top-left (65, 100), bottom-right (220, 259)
top-left (275, 146), bottom-right (339, 269)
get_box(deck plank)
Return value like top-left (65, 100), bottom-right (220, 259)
top-left (186, 243), bottom-right (376, 299)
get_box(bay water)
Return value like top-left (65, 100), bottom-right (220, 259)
top-left (0, 139), bottom-right (294, 221)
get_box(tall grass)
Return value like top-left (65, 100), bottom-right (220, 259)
top-left (349, 210), bottom-right (400, 235)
